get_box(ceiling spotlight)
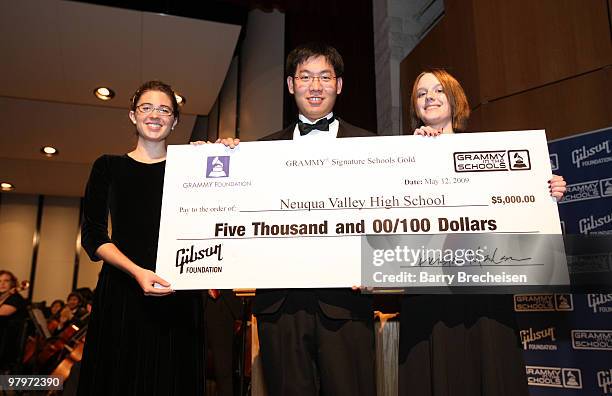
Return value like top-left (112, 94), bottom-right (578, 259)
top-left (41, 146), bottom-right (59, 157)
top-left (1, 182), bottom-right (15, 191)
top-left (175, 93), bottom-right (186, 105)
top-left (94, 86), bottom-right (115, 101)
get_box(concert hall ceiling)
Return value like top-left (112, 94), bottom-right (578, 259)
top-left (0, 0), bottom-right (242, 197)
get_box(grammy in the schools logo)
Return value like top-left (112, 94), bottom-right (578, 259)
top-left (453, 149), bottom-right (530, 172)
top-left (559, 180), bottom-right (600, 204)
top-left (508, 150), bottom-right (531, 170)
top-left (513, 294), bottom-right (573, 312)
top-left (571, 330), bottom-right (612, 350)
top-left (526, 366), bottom-right (582, 389)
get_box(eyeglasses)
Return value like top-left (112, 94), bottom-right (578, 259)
top-left (135, 103), bottom-right (174, 116)
top-left (293, 74), bottom-right (337, 86)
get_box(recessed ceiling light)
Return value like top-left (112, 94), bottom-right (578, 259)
top-left (94, 86), bottom-right (115, 101)
top-left (41, 146), bottom-right (59, 156)
top-left (1, 182), bottom-right (15, 191)
top-left (175, 93), bottom-right (186, 105)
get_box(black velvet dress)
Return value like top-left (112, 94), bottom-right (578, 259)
top-left (398, 295), bottom-right (529, 396)
top-left (77, 155), bottom-right (205, 396)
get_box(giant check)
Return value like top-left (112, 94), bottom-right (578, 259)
top-left (156, 130), bottom-right (567, 290)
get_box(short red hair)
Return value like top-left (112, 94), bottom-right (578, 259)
top-left (409, 69), bottom-right (470, 132)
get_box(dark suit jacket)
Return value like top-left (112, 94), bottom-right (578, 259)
top-left (252, 119), bottom-right (375, 320)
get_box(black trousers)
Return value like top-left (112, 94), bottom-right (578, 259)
top-left (257, 307), bottom-right (375, 396)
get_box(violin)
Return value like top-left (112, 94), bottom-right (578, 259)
top-left (35, 310), bottom-right (89, 368)
top-left (50, 328), bottom-right (86, 381)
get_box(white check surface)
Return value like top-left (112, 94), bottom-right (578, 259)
top-left (156, 131), bottom-right (561, 289)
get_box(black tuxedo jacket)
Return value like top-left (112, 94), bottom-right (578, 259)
top-left (252, 119), bottom-right (375, 320)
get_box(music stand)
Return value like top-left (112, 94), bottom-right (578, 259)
top-left (29, 307), bottom-right (51, 339)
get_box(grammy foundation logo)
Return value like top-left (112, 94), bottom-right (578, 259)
top-left (206, 156), bottom-right (230, 178)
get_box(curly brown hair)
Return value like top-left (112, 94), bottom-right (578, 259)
top-left (130, 80), bottom-right (180, 120)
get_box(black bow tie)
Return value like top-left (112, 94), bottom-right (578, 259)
top-left (298, 116), bottom-right (335, 135)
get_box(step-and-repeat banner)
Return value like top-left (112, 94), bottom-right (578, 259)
top-left (517, 127), bottom-right (612, 395)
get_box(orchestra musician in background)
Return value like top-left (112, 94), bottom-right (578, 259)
top-left (0, 270), bottom-right (28, 372)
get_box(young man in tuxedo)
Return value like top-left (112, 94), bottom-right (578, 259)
top-left (253, 43), bottom-right (375, 396)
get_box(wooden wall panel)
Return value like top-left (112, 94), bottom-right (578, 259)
top-left (443, 0), bottom-right (481, 106)
top-left (400, 0), bottom-right (612, 137)
top-left (473, 0), bottom-right (612, 101)
top-left (399, 0), bottom-right (481, 134)
top-left (400, 19), bottom-right (450, 134)
top-left (468, 68), bottom-right (612, 139)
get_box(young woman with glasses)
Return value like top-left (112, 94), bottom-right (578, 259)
top-left (77, 81), bottom-right (205, 395)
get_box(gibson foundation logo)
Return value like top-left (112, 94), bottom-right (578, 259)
top-left (526, 366), bottom-right (582, 389)
top-left (598, 369), bottom-right (612, 394)
top-left (571, 140), bottom-right (611, 168)
top-left (587, 294), bottom-right (612, 313)
top-left (175, 244), bottom-right (223, 274)
top-left (520, 327), bottom-right (557, 350)
top-left (578, 213), bottom-right (612, 234)
top-left (514, 294), bottom-right (573, 312)
top-left (571, 330), bottom-right (612, 350)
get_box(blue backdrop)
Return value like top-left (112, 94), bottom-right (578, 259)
top-left (518, 126), bottom-right (612, 395)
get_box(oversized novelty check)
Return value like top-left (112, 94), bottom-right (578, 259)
top-left (156, 130), bottom-right (567, 290)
